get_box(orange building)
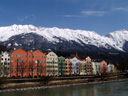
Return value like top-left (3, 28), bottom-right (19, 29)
top-left (100, 60), bottom-right (108, 74)
top-left (10, 49), bottom-right (46, 78)
top-left (65, 58), bottom-right (70, 75)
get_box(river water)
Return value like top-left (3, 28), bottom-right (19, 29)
top-left (0, 80), bottom-right (128, 96)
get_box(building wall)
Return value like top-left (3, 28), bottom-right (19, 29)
top-left (83, 60), bottom-right (86, 75)
top-left (1, 51), bottom-right (10, 77)
top-left (70, 57), bottom-right (80, 75)
top-left (1, 51), bottom-right (10, 68)
top-left (95, 62), bottom-right (101, 75)
top-left (10, 49), bottom-right (46, 78)
top-left (80, 60), bottom-right (86, 75)
top-left (46, 52), bottom-right (58, 76)
top-left (80, 60), bottom-right (83, 75)
top-left (58, 56), bottom-right (65, 76)
top-left (91, 62), bottom-right (96, 75)
top-left (108, 64), bottom-right (115, 73)
top-left (10, 49), bottom-right (27, 78)
top-left (85, 57), bottom-right (92, 75)
top-left (100, 60), bottom-right (108, 74)
top-left (112, 64), bottom-right (115, 73)
top-left (29, 50), bottom-right (46, 77)
top-left (65, 58), bottom-right (70, 75)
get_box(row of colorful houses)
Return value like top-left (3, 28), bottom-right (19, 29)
top-left (0, 48), bottom-right (117, 78)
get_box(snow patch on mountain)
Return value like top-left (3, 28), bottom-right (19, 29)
top-left (0, 24), bottom-right (128, 52)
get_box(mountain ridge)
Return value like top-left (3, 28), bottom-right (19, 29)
top-left (0, 24), bottom-right (128, 53)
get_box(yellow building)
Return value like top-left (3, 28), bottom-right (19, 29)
top-left (80, 60), bottom-right (83, 75)
top-left (46, 51), bottom-right (58, 76)
top-left (80, 60), bottom-right (86, 75)
top-left (92, 62), bottom-right (96, 75)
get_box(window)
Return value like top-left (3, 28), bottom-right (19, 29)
top-left (18, 55), bottom-right (20, 57)
top-left (18, 59), bottom-right (21, 62)
top-left (44, 56), bottom-right (45, 58)
top-left (11, 66), bottom-right (13, 68)
top-left (25, 55), bottom-right (27, 57)
top-left (11, 71), bottom-right (13, 73)
top-left (25, 60), bottom-right (27, 63)
top-left (15, 54), bottom-right (17, 57)
top-left (11, 54), bottom-right (13, 57)
top-left (42, 56), bottom-right (43, 58)
top-left (29, 60), bottom-right (31, 63)
top-left (39, 56), bottom-right (40, 58)
top-left (29, 55), bottom-right (31, 58)
top-left (11, 60), bottom-right (13, 62)
top-left (22, 55), bottom-right (24, 57)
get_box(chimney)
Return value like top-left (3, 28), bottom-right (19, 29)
top-left (13, 46), bottom-right (16, 51)
top-left (30, 49), bottom-right (33, 52)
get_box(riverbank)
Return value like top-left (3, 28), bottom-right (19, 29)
top-left (0, 76), bottom-right (128, 93)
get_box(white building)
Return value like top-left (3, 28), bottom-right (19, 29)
top-left (70, 57), bottom-right (80, 75)
top-left (1, 51), bottom-right (10, 77)
top-left (108, 63), bottom-right (114, 73)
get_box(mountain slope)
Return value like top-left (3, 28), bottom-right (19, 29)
top-left (104, 29), bottom-right (128, 52)
top-left (0, 25), bottom-right (128, 52)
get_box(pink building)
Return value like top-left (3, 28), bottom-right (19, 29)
top-left (85, 56), bottom-right (92, 75)
top-left (100, 60), bottom-right (108, 74)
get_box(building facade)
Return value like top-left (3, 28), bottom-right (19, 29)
top-left (91, 62), bottom-right (96, 75)
top-left (10, 49), bottom-right (46, 78)
top-left (108, 63), bottom-right (115, 73)
top-left (65, 58), bottom-right (71, 75)
top-left (85, 57), bottom-right (92, 75)
top-left (1, 51), bottom-right (10, 77)
top-left (100, 60), bottom-right (108, 74)
top-left (58, 56), bottom-right (65, 76)
top-left (46, 52), bottom-right (58, 76)
top-left (70, 57), bottom-right (80, 75)
top-left (80, 60), bottom-right (86, 75)
top-left (95, 62), bottom-right (101, 75)
top-left (29, 50), bottom-right (46, 77)
top-left (10, 49), bottom-right (27, 78)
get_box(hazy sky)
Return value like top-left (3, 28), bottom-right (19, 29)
top-left (0, 0), bottom-right (128, 35)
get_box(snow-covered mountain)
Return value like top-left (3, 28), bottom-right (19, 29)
top-left (0, 24), bottom-right (128, 52)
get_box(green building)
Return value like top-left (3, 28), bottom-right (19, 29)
top-left (58, 56), bottom-right (65, 76)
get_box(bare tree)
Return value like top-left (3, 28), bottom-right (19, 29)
top-left (101, 65), bottom-right (107, 75)
top-left (19, 62), bottom-right (26, 78)
top-left (29, 62), bottom-right (35, 78)
top-left (0, 64), bottom-right (4, 77)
